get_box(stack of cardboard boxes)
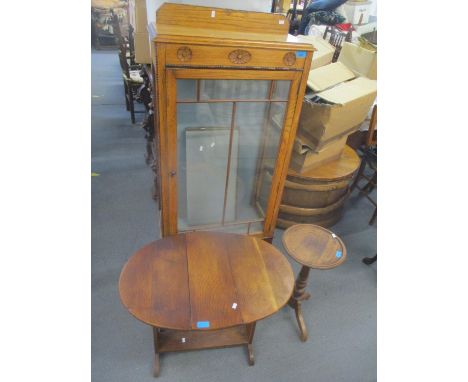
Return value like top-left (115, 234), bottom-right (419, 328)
top-left (289, 41), bottom-right (377, 173)
top-left (294, 35), bottom-right (335, 70)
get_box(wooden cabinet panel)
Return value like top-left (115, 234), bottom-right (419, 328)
top-left (165, 44), bottom-right (306, 70)
top-left (151, 3), bottom-right (315, 240)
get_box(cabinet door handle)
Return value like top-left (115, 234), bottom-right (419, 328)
top-left (169, 170), bottom-right (177, 177)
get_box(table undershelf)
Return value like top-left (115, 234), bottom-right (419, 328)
top-left (157, 325), bottom-right (249, 353)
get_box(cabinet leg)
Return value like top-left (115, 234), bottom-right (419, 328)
top-left (246, 322), bottom-right (256, 366)
top-left (153, 327), bottom-right (161, 377)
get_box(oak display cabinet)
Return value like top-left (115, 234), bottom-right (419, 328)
top-left (150, 3), bottom-right (315, 240)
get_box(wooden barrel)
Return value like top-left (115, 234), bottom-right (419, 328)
top-left (277, 145), bottom-right (360, 229)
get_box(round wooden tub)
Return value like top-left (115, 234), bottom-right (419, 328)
top-left (277, 145), bottom-right (360, 229)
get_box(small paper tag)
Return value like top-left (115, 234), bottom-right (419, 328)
top-left (232, 303), bottom-right (237, 310)
top-left (197, 321), bottom-right (210, 329)
top-left (336, 250), bottom-right (342, 259)
top-left (296, 51), bottom-right (307, 58)
top-left (181, 337), bottom-right (186, 343)
top-left (211, 10), bottom-right (216, 17)
top-left (279, 20), bottom-right (285, 25)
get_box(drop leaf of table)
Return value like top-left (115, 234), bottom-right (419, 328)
top-left (119, 231), bottom-right (294, 377)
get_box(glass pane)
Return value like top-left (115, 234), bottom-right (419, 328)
top-left (204, 224), bottom-right (249, 234)
top-left (177, 103), bottom-right (234, 230)
top-left (176, 79), bottom-right (290, 234)
top-left (272, 80), bottom-right (291, 100)
top-left (248, 221), bottom-right (264, 235)
top-left (176, 79), bottom-right (197, 101)
top-left (235, 102), bottom-right (285, 222)
top-left (200, 80), bottom-right (270, 100)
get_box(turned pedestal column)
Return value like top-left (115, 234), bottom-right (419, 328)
top-left (282, 224), bottom-right (347, 342)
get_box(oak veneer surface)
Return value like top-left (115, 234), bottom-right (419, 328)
top-left (152, 3), bottom-right (315, 239)
top-left (282, 224), bottom-right (347, 269)
top-left (119, 231), bottom-right (294, 330)
top-left (154, 3), bottom-right (316, 50)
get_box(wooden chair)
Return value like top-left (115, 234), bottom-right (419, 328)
top-left (139, 66), bottom-right (161, 205)
top-left (350, 104), bottom-right (377, 225)
top-left (286, 0), bottom-right (310, 35)
top-left (92, 7), bottom-right (119, 49)
top-left (349, 105), bottom-right (377, 265)
top-left (323, 26), bottom-right (352, 62)
top-left (118, 42), bottom-right (144, 123)
top-left (139, 67), bottom-right (154, 163)
top-left (127, 24), bottom-right (136, 66)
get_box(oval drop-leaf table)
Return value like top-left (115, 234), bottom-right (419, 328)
top-left (119, 231), bottom-right (294, 377)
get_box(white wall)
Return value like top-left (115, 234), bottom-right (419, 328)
top-left (146, 0), bottom-right (272, 24)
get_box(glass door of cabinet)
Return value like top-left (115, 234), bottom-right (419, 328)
top-left (164, 69), bottom-right (301, 237)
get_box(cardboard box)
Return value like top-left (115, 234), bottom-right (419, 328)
top-left (297, 41), bottom-right (377, 151)
top-left (135, 0), bottom-right (149, 33)
top-left (290, 135), bottom-right (347, 173)
top-left (306, 42), bottom-right (377, 90)
top-left (295, 35), bottom-right (335, 69)
top-left (307, 62), bottom-right (355, 92)
top-left (343, 1), bottom-right (372, 25)
top-left (338, 42), bottom-right (377, 80)
top-left (134, 31), bottom-right (152, 64)
top-left (298, 76), bottom-right (377, 150)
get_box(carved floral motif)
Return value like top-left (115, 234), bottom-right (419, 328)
top-left (283, 52), bottom-right (296, 66)
top-left (177, 47), bottom-right (192, 62)
top-left (228, 49), bottom-right (251, 64)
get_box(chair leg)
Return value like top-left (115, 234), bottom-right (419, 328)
top-left (129, 86), bottom-right (136, 124)
top-left (369, 207), bottom-right (377, 225)
top-left (350, 157), bottom-right (367, 193)
top-left (363, 254), bottom-right (377, 265)
top-left (123, 81), bottom-right (130, 111)
top-left (362, 172), bottom-right (377, 193)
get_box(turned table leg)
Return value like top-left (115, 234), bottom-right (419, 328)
top-left (246, 322), bottom-right (256, 366)
top-left (153, 327), bottom-right (161, 377)
top-left (288, 265), bottom-right (311, 342)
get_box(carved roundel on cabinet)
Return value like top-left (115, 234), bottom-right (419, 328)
top-left (177, 46), bottom-right (192, 62)
top-left (228, 49), bottom-right (252, 64)
top-left (283, 52), bottom-right (296, 66)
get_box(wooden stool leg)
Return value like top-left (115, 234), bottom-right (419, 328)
top-left (288, 265), bottom-right (311, 342)
top-left (294, 302), bottom-right (308, 342)
top-left (153, 327), bottom-right (161, 378)
top-left (246, 322), bottom-right (256, 366)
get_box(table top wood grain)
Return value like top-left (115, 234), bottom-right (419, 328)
top-left (119, 231), bottom-right (294, 331)
top-left (282, 224), bottom-right (347, 269)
